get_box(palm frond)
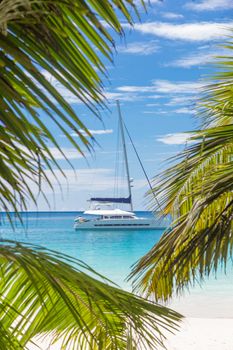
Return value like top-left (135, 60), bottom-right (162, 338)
top-left (0, 241), bottom-right (182, 349)
top-left (130, 37), bottom-right (233, 301)
top-left (0, 0), bottom-right (144, 213)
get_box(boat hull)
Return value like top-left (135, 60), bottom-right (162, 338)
top-left (74, 218), bottom-right (166, 230)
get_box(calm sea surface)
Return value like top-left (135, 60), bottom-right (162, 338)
top-left (1, 211), bottom-right (233, 317)
top-left (0, 211), bottom-right (163, 288)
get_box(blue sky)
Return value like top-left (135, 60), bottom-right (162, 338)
top-left (30, 0), bottom-right (233, 211)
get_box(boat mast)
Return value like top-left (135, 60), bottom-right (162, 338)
top-left (116, 100), bottom-right (133, 211)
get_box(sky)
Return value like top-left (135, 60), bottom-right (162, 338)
top-left (29, 0), bottom-right (233, 211)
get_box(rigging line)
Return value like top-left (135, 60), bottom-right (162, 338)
top-left (117, 101), bottom-right (133, 211)
top-left (114, 120), bottom-right (121, 202)
top-left (123, 122), bottom-right (165, 215)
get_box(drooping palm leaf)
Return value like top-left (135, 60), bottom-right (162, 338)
top-left (0, 241), bottom-right (181, 350)
top-left (0, 0), bottom-right (143, 214)
top-left (0, 1), bottom-right (183, 348)
top-left (130, 38), bottom-right (233, 301)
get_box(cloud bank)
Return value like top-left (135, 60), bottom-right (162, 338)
top-left (185, 0), bottom-right (233, 11)
top-left (157, 133), bottom-right (193, 145)
top-left (118, 41), bottom-right (159, 55)
top-left (133, 21), bottom-right (233, 42)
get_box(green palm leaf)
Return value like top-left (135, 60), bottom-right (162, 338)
top-left (0, 241), bottom-right (181, 349)
top-left (0, 1), bottom-right (183, 348)
top-left (0, 0), bottom-right (143, 214)
top-left (130, 38), bottom-right (233, 302)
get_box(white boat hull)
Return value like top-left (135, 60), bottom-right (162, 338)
top-left (74, 217), bottom-right (166, 230)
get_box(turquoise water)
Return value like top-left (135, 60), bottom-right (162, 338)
top-left (1, 211), bottom-right (233, 317)
top-left (0, 211), bottom-right (163, 289)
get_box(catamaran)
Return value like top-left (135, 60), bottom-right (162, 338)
top-left (74, 101), bottom-right (166, 230)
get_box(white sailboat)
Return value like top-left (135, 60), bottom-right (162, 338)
top-left (74, 101), bottom-right (165, 230)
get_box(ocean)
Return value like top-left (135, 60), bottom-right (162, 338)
top-left (1, 211), bottom-right (233, 318)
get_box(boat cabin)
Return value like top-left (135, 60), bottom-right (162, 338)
top-left (83, 209), bottom-right (136, 220)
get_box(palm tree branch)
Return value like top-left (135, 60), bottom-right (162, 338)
top-left (0, 241), bottom-right (182, 349)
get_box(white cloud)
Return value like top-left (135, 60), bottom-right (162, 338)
top-left (23, 166), bottom-right (148, 210)
top-left (168, 49), bottom-right (223, 68)
top-left (28, 168), bottom-right (116, 194)
top-left (161, 12), bottom-right (184, 19)
top-left (42, 69), bottom-right (146, 104)
top-left (143, 110), bottom-right (168, 114)
top-left (104, 91), bottom-right (139, 102)
top-left (117, 80), bottom-right (204, 103)
top-left (170, 52), bottom-right (213, 67)
top-left (174, 107), bottom-right (194, 114)
top-left (118, 41), bottom-right (159, 55)
top-left (186, 0), bottom-right (233, 11)
top-left (48, 147), bottom-right (86, 160)
top-left (157, 133), bottom-right (192, 145)
top-left (169, 43), bottom-right (231, 69)
top-left (27, 167), bottom-right (146, 195)
top-left (133, 21), bottom-right (233, 42)
top-left (89, 129), bottom-right (113, 135)
top-left (41, 71), bottom-right (139, 105)
top-left (147, 94), bottom-right (163, 99)
top-left (19, 145), bottom-right (86, 161)
top-left (116, 85), bottom-right (154, 93)
top-left (144, 107), bottom-right (194, 116)
top-left (70, 129), bottom-right (113, 137)
top-left (152, 80), bottom-right (204, 94)
top-left (49, 168), bottom-right (117, 191)
top-left (117, 80), bottom-right (203, 94)
top-left (146, 103), bottom-right (160, 107)
top-left (165, 96), bottom-right (196, 106)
